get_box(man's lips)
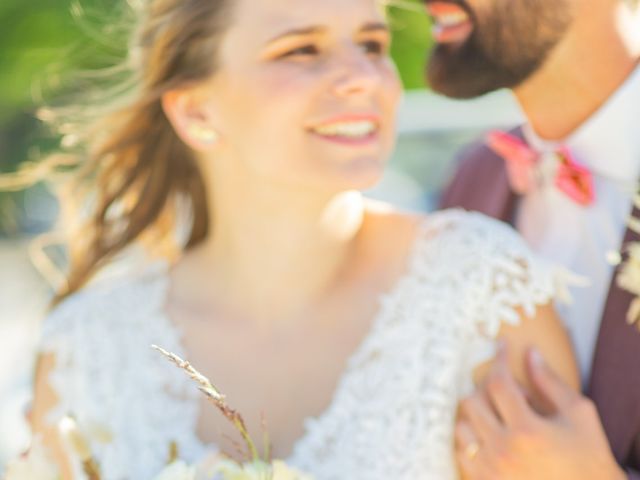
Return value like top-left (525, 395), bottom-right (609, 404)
top-left (425, 1), bottom-right (474, 45)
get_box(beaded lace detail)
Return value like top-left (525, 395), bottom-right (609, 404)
top-left (40, 210), bottom-right (567, 479)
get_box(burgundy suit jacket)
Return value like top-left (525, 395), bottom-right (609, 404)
top-left (440, 129), bottom-right (640, 478)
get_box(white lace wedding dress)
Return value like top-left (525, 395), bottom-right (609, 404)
top-left (40, 210), bottom-right (569, 480)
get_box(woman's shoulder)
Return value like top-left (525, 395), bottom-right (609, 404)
top-left (412, 207), bottom-right (556, 289)
top-left (361, 204), bottom-right (541, 295)
top-left (420, 209), bottom-right (572, 332)
top-left (412, 206), bottom-right (517, 238)
top-left (419, 207), bottom-right (530, 253)
top-left (361, 200), bottom-right (424, 245)
top-left (367, 204), bottom-right (564, 313)
top-left (363, 202), bottom-right (527, 258)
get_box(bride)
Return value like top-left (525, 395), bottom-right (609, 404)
top-left (29, 0), bottom-right (579, 478)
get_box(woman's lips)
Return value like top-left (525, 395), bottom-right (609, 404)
top-left (308, 116), bottom-right (381, 147)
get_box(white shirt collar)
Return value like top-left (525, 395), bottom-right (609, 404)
top-left (522, 64), bottom-right (640, 188)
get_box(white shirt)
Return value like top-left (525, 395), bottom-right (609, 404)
top-left (516, 65), bottom-right (640, 385)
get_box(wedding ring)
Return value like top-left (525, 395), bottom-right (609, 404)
top-left (464, 441), bottom-right (480, 460)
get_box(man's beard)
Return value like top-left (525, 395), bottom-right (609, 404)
top-left (426, 0), bottom-right (573, 99)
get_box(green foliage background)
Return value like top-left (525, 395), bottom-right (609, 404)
top-left (0, 0), bottom-right (432, 235)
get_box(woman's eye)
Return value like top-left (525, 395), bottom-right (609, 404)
top-left (281, 45), bottom-right (319, 58)
top-left (361, 40), bottom-right (386, 55)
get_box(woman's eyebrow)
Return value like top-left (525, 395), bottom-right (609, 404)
top-left (266, 22), bottom-right (389, 45)
top-left (360, 22), bottom-right (389, 33)
top-left (266, 26), bottom-right (327, 44)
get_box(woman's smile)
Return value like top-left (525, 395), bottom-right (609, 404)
top-left (307, 114), bottom-right (381, 147)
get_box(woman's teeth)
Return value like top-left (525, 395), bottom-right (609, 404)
top-left (312, 121), bottom-right (377, 138)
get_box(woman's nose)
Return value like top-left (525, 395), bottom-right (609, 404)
top-left (332, 48), bottom-right (382, 98)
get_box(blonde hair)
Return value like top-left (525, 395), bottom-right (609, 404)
top-left (29, 0), bottom-right (233, 303)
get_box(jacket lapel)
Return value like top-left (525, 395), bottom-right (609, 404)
top-left (588, 204), bottom-right (640, 463)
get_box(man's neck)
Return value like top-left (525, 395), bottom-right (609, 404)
top-left (514, 2), bottom-right (640, 141)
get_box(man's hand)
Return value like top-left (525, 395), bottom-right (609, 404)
top-left (455, 346), bottom-right (626, 480)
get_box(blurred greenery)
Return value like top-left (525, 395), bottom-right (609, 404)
top-left (0, 0), bottom-right (432, 236)
top-left (388, 1), bottom-right (433, 89)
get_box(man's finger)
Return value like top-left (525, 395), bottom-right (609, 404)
top-left (459, 393), bottom-right (503, 443)
top-left (485, 367), bottom-right (534, 427)
top-left (479, 341), bottom-right (533, 427)
top-left (526, 347), bottom-right (579, 412)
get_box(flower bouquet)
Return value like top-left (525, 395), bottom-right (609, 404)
top-left (4, 346), bottom-right (313, 480)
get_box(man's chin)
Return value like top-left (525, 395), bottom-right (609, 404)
top-left (426, 48), bottom-right (528, 99)
top-left (426, 54), bottom-right (500, 99)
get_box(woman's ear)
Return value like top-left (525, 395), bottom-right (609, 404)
top-left (161, 88), bottom-right (220, 152)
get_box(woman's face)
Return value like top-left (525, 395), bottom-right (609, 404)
top-left (195, 0), bottom-right (402, 193)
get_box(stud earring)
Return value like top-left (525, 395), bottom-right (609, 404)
top-left (188, 124), bottom-right (219, 145)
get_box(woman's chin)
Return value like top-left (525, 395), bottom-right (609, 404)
top-left (333, 156), bottom-right (387, 191)
top-left (278, 155), bottom-right (388, 197)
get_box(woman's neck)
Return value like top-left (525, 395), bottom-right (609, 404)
top-left (172, 179), bottom-right (366, 326)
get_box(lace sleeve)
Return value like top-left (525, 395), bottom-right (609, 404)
top-left (436, 211), bottom-right (580, 384)
top-left (467, 215), bottom-right (567, 335)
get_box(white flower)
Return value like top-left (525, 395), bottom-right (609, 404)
top-left (214, 459), bottom-right (313, 480)
top-left (154, 460), bottom-right (197, 480)
top-left (214, 459), bottom-right (272, 480)
top-left (618, 214), bottom-right (640, 327)
top-left (618, 244), bottom-right (640, 301)
top-left (271, 460), bottom-right (314, 480)
top-left (4, 437), bottom-right (59, 480)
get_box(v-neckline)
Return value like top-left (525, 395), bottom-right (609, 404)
top-left (151, 213), bottom-right (444, 463)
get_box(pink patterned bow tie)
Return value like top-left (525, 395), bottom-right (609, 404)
top-left (486, 130), bottom-right (595, 206)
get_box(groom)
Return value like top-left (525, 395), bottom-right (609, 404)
top-left (429, 0), bottom-right (640, 478)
